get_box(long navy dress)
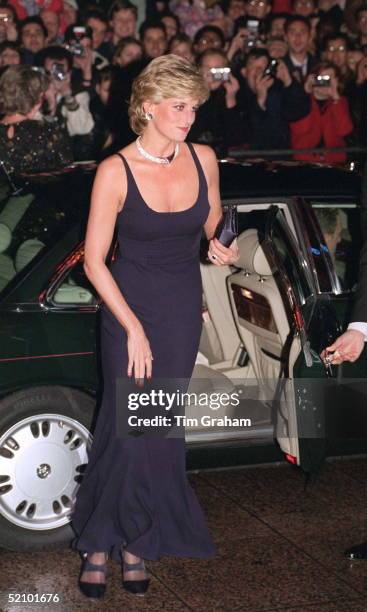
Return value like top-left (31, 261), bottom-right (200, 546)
top-left (71, 142), bottom-right (217, 562)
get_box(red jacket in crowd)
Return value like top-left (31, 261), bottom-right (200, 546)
top-left (272, 0), bottom-right (292, 12)
top-left (290, 95), bottom-right (353, 164)
top-left (8, 0), bottom-right (63, 21)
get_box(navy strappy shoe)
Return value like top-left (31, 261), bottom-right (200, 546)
top-left (121, 548), bottom-right (150, 596)
top-left (78, 552), bottom-right (108, 599)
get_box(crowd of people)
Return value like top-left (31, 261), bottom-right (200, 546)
top-left (0, 0), bottom-right (367, 170)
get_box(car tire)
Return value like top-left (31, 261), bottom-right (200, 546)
top-left (0, 386), bottom-right (95, 552)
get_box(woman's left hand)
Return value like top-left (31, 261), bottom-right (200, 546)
top-left (207, 237), bottom-right (240, 266)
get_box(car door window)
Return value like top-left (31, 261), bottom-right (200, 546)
top-left (0, 171), bottom-right (93, 296)
top-left (266, 208), bottom-right (312, 306)
top-left (312, 202), bottom-right (363, 293)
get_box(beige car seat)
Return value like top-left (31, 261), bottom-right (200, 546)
top-left (227, 229), bottom-right (290, 389)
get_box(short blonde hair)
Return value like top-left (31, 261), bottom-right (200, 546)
top-left (129, 54), bottom-right (209, 135)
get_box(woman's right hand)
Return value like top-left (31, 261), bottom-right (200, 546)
top-left (127, 325), bottom-right (153, 385)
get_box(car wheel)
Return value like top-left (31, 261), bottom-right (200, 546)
top-left (0, 386), bottom-right (95, 552)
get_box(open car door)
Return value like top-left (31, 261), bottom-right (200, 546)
top-left (262, 205), bottom-right (340, 474)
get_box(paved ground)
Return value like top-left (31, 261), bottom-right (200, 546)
top-left (2, 456), bottom-right (367, 611)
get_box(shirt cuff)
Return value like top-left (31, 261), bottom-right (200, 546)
top-left (348, 322), bottom-right (367, 341)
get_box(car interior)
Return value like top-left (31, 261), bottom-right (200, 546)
top-left (183, 203), bottom-right (303, 450)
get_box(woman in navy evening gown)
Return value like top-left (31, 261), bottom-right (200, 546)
top-left (70, 55), bottom-right (239, 599)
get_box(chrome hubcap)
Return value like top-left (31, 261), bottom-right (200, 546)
top-left (0, 413), bottom-right (92, 530)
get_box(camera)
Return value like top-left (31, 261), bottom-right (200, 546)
top-left (209, 67), bottom-right (231, 82)
top-left (314, 74), bottom-right (331, 87)
top-left (65, 26), bottom-right (87, 57)
top-left (73, 26), bottom-right (87, 37)
top-left (50, 62), bottom-right (67, 81)
top-left (65, 42), bottom-right (85, 57)
top-left (263, 59), bottom-right (278, 78)
top-left (245, 19), bottom-right (259, 49)
top-left (0, 13), bottom-right (10, 22)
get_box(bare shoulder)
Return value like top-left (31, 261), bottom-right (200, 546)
top-left (190, 143), bottom-right (217, 166)
top-left (189, 143), bottom-right (218, 184)
top-left (93, 153), bottom-right (128, 210)
top-left (96, 153), bottom-right (124, 180)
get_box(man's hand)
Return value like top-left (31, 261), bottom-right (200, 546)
top-left (321, 330), bottom-right (365, 365)
top-left (5, 20), bottom-right (17, 41)
top-left (255, 73), bottom-right (273, 110)
top-left (223, 73), bottom-right (240, 108)
top-left (304, 73), bottom-right (315, 94)
top-left (227, 29), bottom-right (248, 60)
top-left (53, 72), bottom-right (72, 97)
top-left (74, 46), bottom-right (93, 80)
top-left (276, 60), bottom-right (292, 88)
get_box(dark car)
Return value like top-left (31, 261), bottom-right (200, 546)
top-left (0, 159), bottom-right (364, 552)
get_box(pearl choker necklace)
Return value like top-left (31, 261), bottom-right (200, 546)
top-left (136, 137), bottom-right (179, 165)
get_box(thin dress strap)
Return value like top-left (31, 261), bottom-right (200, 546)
top-left (186, 142), bottom-right (207, 192)
top-left (115, 151), bottom-right (131, 177)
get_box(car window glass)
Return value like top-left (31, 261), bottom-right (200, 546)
top-left (312, 202), bottom-right (363, 293)
top-left (269, 210), bottom-right (312, 305)
top-left (237, 209), bottom-right (268, 235)
top-left (52, 260), bottom-right (99, 306)
top-left (0, 171), bottom-right (93, 296)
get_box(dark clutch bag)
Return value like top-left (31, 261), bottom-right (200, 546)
top-left (214, 205), bottom-right (238, 247)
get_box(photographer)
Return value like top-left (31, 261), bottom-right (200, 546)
top-left (188, 47), bottom-right (246, 157)
top-left (290, 61), bottom-right (353, 163)
top-left (35, 45), bottom-right (94, 159)
top-left (0, 5), bottom-right (18, 44)
top-left (227, 15), bottom-right (267, 64)
top-left (64, 24), bottom-right (108, 76)
top-left (237, 47), bottom-right (310, 150)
